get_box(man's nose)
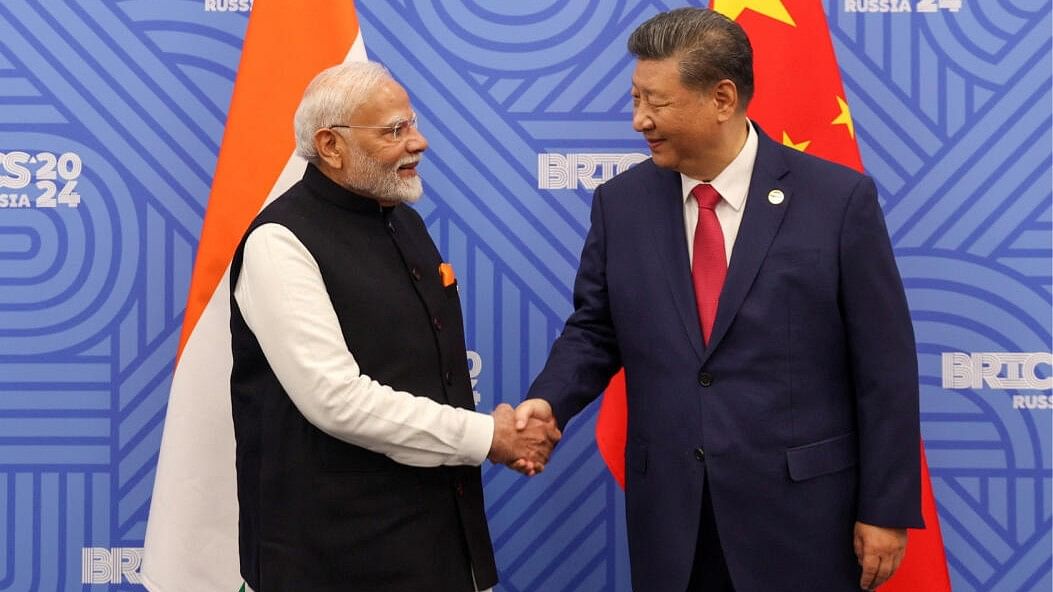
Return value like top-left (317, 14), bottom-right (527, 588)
top-left (632, 108), bottom-right (653, 133)
top-left (404, 126), bottom-right (428, 153)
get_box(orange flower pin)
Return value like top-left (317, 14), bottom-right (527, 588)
top-left (439, 262), bottom-right (456, 287)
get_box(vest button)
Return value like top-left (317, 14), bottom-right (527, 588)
top-left (410, 267), bottom-right (422, 281)
top-left (694, 448), bottom-right (705, 462)
top-left (432, 317), bottom-right (443, 331)
top-left (698, 371), bottom-right (713, 387)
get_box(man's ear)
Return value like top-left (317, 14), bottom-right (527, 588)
top-left (314, 128), bottom-right (343, 169)
top-left (712, 79), bottom-right (739, 121)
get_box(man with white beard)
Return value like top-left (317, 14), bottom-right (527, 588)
top-left (227, 62), bottom-right (560, 592)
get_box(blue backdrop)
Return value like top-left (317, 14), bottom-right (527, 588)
top-left (0, 1), bottom-right (1049, 590)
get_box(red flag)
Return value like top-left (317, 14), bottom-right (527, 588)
top-left (594, 2), bottom-right (950, 589)
top-left (596, 372), bottom-right (628, 487)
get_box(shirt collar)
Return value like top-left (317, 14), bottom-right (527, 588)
top-left (680, 119), bottom-right (758, 212)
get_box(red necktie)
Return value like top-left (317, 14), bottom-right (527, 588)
top-left (691, 184), bottom-right (727, 345)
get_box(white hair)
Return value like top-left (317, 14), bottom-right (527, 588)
top-left (293, 61), bottom-right (391, 163)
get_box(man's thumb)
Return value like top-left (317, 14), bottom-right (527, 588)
top-left (514, 402), bottom-right (534, 430)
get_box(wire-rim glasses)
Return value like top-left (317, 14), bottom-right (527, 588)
top-left (329, 113), bottom-right (418, 142)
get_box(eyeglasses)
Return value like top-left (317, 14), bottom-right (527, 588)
top-left (330, 114), bottom-right (419, 142)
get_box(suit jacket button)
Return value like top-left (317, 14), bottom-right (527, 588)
top-left (410, 267), bottom-right (422, 281)
top-left (698, 371), bottom-right (713, 387)
top-left (455, 481), bottom-right (465, 496)
top-left (432, 317), bottom-right (443, 331)
top-left (694, 448), bottom-right (705, 462)
top-left (444, 370), bottom-right (453, 385)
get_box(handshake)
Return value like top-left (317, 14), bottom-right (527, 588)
top-left (487, 399), bottom-right (561, 477)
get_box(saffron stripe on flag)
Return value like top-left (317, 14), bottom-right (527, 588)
top-left (178, 1), bottom-right (361, 359)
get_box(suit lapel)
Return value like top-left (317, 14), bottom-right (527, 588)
top-left (646, 164), bottom-right (706, 362)
top-left (703, 132), bottom-right (791, 360)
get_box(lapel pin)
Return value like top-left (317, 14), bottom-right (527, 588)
top-left (768, 189), bottom-right (785, 205)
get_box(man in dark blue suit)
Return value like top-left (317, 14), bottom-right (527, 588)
top-left (514, 8), bottom-right (923, 592)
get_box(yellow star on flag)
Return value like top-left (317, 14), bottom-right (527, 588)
top-left (712, 0), bottom-right (796, 27)
top-left (782, 131), bottom-right (811, 152)
top-left (831, 96), bottom-right (855, 139)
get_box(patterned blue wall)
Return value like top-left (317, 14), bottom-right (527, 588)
top-left (828, 2), bottom-right (1052, 590)
top-left (0, 1), bottom-right (246, 589)
top-left (0, 0), bottom-right (1048, 590)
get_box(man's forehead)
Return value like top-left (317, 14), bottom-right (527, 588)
top-left (352, 79), bottom-right (412, 121)
top-left (376, 77), bottom-right (408, 98)
top-left (632, 60), bottom-right (679, 93)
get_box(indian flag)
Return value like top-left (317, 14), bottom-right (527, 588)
top-left (141, 2), bottom-right (364, 590)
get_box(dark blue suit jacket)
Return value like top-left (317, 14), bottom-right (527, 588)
top-left (528, 129), bottom-right (923, 592)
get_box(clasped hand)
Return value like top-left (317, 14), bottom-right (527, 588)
top-left (487, 399), bottom-right (560, 476)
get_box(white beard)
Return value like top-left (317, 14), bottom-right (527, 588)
top-left (343, 152), bottom-right (423, 204)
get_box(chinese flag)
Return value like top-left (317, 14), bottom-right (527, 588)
top-left (594, 2), bottom-right (951, 590)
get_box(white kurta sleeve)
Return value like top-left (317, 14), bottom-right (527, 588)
top-left (233, 223), bottom-right (494, 467)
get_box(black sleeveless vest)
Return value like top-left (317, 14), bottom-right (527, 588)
top-left (230, 164), bottom-right (497, 591)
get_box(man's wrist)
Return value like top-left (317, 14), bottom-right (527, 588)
top-left (457, 410), bottom-right (495, 466)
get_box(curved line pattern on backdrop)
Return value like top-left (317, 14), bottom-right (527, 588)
top-left (833, 0), bottom-right (1053, 586)
top-left (0, 1), bottom-right (247, 587)
top-left (418, 2), bottom-right (618, 74)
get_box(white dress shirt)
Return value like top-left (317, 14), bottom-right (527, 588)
top-left (681, 120), bottom-right (760, 265)
top-left (233, 222), bottom-right (495, 468)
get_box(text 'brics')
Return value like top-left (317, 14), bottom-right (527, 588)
top-left (942, 352), bottom-right (1052, 390)
top-left (537, 153), bottom-right (647, 191)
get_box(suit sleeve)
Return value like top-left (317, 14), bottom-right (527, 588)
top-left (527, 184), bottom-right (623, 428)
top-left (839, 176), bottom-right (924, 528)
